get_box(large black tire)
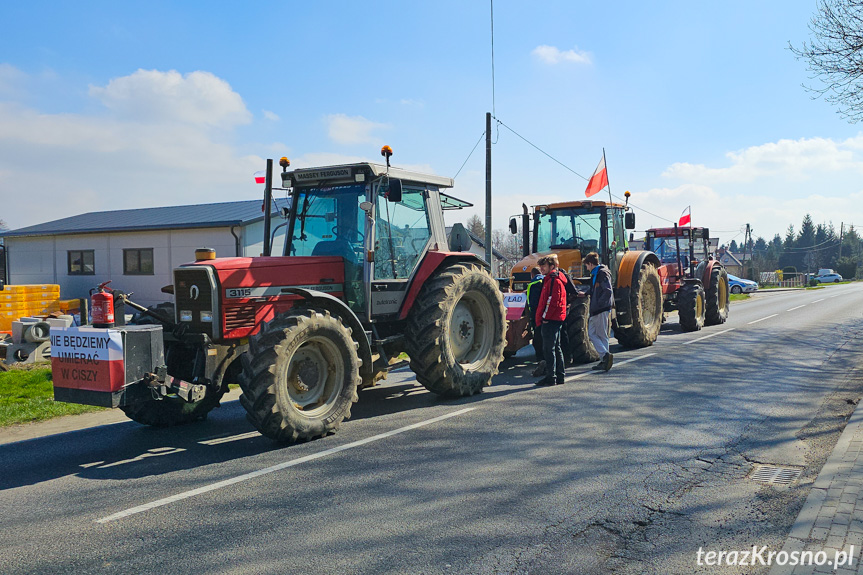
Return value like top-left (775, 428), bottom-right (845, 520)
top-left (678, 283), bottom-right (705, 332)
top-left (240, 307), bottom-right (361, 442)
top-left (614, 264), bottom-right (663, 348)
top-left (406, 262), bottom-right (506, 397)
top-left (705, 266), bottom-right (730, 326)
top-left (120, 388), bottom-right (226, 427)
top-left (565, 298), bottom-right (599, 364)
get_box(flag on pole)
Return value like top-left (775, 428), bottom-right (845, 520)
top-left (254, 170), bottom-right (266, 184)
top-left (679, 206), bottom-right (691, 227)
top-left (584, 156), bottom-right (609, 198)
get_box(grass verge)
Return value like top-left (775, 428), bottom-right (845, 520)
top-left (0, 367), bottom-right (104, 427)
top-left (730, 294), bottom-right (751, 302)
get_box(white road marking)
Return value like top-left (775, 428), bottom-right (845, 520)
top-left (564, 353), bottom-right (657, 382)
top-left (79, 461), bottom-right (105, 469)
top-left (98, 447), bottom-right (186, 469)
top-left (811, 298), bottom-right (825, 303)
top-left (747, 314), bottom-right (778, 325)
top-left (199, 431), bottom-right (261, 446)
top-left (96, 407), bottom-right (475, 524)
top-left (681, 328), bottom-right (735, 345)
top-left (829, 294), bottom-right (840, 298)
top-left (786, 305), bottom-right (806, 311)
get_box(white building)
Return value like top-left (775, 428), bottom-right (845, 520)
top-left (1, 200), bottom-right (285, 307)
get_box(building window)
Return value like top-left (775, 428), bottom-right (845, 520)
top-left (123, 248), bottom-right (154, 275)
top-left (68, 250), bottom-right (95, 275)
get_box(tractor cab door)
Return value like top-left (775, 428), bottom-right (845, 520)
top-left (369, 182), bottom-right (432, 319)
top-left (606, 207), bottom-right (627, 285)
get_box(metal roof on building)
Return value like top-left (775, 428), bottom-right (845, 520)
top-left (1, 200), bottom-right (275, 238)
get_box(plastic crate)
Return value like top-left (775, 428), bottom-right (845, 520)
top-left (29, 301), bottom-right (61, 315)
top-left (0, 293), bottom-right (27, 302)
top-left (24, 284), bottom-right (60, 294)
top-left (0, 302), bottom-right (29, 312)
top-left (25, 293), bottom-right (60, 302)
top-left (59, 299), bottom-right (80, 313)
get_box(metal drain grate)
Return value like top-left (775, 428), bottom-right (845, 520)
top-left (750, 464), bottom-right (803, 485)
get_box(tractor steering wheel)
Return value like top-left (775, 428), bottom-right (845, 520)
top-left (332, 225), bottom-right (364, 244)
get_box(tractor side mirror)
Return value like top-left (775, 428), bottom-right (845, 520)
top-left (0, 278), bottom-right (4, 291)
top-left (625, 211), bottom-right (636, 230)
top-left (509, 217), bottom-right (518, 235)
top-left (386, 179), bottom-right (403, 203)
top-left (702, 228), bottom-right (710, 240)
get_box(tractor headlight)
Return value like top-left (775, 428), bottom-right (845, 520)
top-left (180, 310), bottom-right (193, 322)
top-left (200, 311), bottom-right (213, 323)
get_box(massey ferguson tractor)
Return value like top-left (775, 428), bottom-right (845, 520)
top-left (643, 225), bottom-right (730, 331)
top-left (51, 150), bottom-right (507, 443)
top-left (505, 197), bottom-right (664, 362)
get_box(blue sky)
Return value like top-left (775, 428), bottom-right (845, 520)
top-left (1, 1), bottom-right (860, 246)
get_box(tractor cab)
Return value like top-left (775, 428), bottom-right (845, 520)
top-left (279, 162), bottom-right (470, 323)
top-left (509, 200), bottom-right (634, 291)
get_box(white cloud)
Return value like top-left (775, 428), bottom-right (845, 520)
top-left (88, 69), bottom-right (251, 128)
top-left (263, 110), bottom-right (280, 122)
top-left (663, 135), bottom-right (863, 183)
top-left (326, 113), bottom-right (389, 145)
top-left (532, 45), bottom-right (592, 65)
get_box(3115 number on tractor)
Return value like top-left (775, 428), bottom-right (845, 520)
top-left (50, 148), bottom-right (507, 443)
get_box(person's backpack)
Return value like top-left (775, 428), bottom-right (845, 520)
top-left (559, 270), bottom-right (580, 304)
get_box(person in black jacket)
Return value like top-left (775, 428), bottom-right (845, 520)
top-left (581, 252), bottom-right (614, 371)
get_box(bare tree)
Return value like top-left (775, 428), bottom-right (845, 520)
top-left (465, 214), bottom-right (485, 238)
top-left (791, 0), bottom-right (863, 121)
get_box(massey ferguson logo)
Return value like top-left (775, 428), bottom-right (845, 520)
top-left (190, 285), bottom-right (200, 301)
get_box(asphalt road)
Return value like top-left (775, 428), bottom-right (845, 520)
top-left (2, 284), bottom-right (863, 574)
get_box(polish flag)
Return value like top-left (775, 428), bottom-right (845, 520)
top-left (584, 156), bottom-right (609, 198)
top-left (254, 170), bottom-right (266, 184)
top-left (679, 206), bottom-right (691, 227)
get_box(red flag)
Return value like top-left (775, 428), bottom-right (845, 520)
top-left (679, 206), bottom-right (691, 227)
top-left (584, 156), bottom-right (608, 198)
top-left (254, 170), bottom-right (266, 184)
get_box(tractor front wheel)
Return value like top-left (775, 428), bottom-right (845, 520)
top-left (240, 307), bottom-right (360, 442)
top-left (406, 262), bottom-right (506, 397)
top-left (565, 297), bottom-right (599, 364)
top-left (705, 266), bottom-right (730, 325)
top-left (678, 283), bottom-right (705, 332)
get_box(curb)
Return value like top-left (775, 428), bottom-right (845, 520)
top-left (768, 400), bottom-right (863, 575)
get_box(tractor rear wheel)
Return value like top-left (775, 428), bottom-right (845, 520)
top-left (705, 266), bottom-right (730, 325)
top-left (678, 283), bottom-right (705, 332)
top-left (614, 264), bottom-right (663, 348)
top-left (565, 297), bottom-right (599, 364)
top-left (406, 262), bottom-right (506, 397)
top-left (240, 307), bottom-right (360, 442)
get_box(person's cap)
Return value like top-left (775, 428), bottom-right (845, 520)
top-left (533, 274), bottom-right (544, 281)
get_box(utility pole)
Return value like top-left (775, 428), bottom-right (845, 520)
top-left (485, 112), bottom-right (493, 267)
top-left (742, 223), bottom-right (751, 279)
top-left (839, 222), bottom-right (844, 261)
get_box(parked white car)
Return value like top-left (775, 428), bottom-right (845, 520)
top-left (814, 273), bottom-right (843, 283)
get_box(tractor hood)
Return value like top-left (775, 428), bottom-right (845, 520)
top-left (509, 249), bottom-right (584, 290)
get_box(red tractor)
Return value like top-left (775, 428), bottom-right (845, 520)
top-left (643, 226), bottom-right (729, 331)
top-left (51, 151), bottom-right (507, 442)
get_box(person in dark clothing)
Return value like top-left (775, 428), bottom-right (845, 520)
top-left (534, 254), bottom-right (568, 385)
top-left (580, 251), bottom-right (614, 371)
top-left (524, 269), bottom-right (546, 376)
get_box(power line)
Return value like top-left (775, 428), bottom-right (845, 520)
top-left (452, 130), bottom-right (486, 179)
top-left (493, 117), bottom-right (675, 224)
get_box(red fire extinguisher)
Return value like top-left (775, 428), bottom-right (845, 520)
top-left (91, 281), bottom-right (115, 328)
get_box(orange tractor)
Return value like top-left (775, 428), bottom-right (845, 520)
top-left (643, 226), bottom-right (729, 331)
top-left (505, 198), bottom-right (664, 363)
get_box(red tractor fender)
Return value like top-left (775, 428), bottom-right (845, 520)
top-left (697, 259), bottom-right (721, 286)
top-left (398, 251), bottom-right (489, 320)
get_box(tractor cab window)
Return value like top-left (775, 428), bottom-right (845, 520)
top-left (289, 183), bottom-right (366, 310)
top-left (374, 187), bottom-right (431, 280)
top-left (536, 208), bottom-right (602, 257)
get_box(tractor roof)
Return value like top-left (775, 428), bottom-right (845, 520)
top-left (288, 162), bottom-right (454, 189)
top-left (535, 200), bottom-right (627, 211)
top-left (647, 226), bottom-right (708, 237)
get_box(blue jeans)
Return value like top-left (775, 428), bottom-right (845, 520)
top-left (541, 320), bottom-right (565, 383)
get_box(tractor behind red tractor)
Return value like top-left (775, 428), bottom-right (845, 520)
top-left (643, 226), bottom-right (729, 331)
